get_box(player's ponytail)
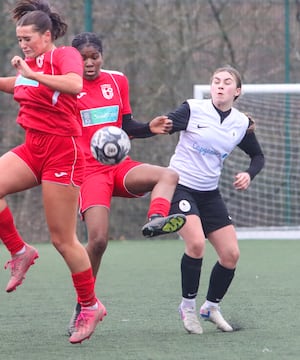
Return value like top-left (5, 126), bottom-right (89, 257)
top-left (12, 0), bottom-right (67, 40)
top-left (244, 113), bottom-right (256, 133)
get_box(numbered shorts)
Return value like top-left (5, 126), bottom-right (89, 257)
top-left (169, 184), bottom-right (233, 237)
top-left (12, 129), bottom-right (85, 186)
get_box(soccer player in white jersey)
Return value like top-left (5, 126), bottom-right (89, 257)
top-left (167, 66), bottom-right (265, 334)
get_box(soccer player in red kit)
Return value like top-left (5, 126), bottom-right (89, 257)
top-left (0, 0), bottom-right (104, 344)
top-left (67, 32), bottom-right (186, 334)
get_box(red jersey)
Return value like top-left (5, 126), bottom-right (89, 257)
top-left (76, 69), bottom-right (132, 174)
top-left (13, 46), bottom-right (83, 136)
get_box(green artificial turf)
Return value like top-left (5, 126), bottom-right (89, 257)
top-left (0, 239), bottom-right (299, 360)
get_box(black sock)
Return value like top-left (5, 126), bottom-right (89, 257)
top-left (181, 253), bottom-right (203, 299)
top-left (206, 261), bottom-right (235, 303)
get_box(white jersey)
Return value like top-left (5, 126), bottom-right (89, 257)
top-left (169, 99), bottom-right (249, 191)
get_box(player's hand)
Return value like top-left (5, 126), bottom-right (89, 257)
top-left (149, 115), bottom-right (173, 134)
top-left (233, 172), bottom-right (251, 190)
top-left (11, 56), bottom-right (35, 79)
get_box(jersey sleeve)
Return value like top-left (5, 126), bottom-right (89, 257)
top-left (167, 101), bottom-right (190, 133)
top-left (238, 132), bottom-right (265, 179)
top-left (122, 114), bottom-right (154, 138)
top-left (54, 47), bottom-right (83, 76)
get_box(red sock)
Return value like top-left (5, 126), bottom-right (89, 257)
top-left (72, 268), bottom-right (97, 307)
top-left (0, 206), bottom-right (25, 255)
top-left (147, 197), bottom-right (171, 219)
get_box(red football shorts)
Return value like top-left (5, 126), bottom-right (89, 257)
top-left (79, 157), bottom-right (146, 214)
top-left (12, 129), bottom-right (85, 187)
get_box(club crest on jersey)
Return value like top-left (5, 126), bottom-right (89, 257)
top-left (101, 84), bottom-right (113, 99)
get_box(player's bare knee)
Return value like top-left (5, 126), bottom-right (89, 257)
top-left (187, 242), bottom-right (204, 258)
top-left (51, 237), bottom-right (70, 256)
top-left (164, 168), bottom-right (179, 184)
top-left (88, 233), bottom-right (108, 256)
top-left (221, 249), bottom-right (240, 268)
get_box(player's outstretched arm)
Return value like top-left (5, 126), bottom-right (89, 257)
top-left (0, 76), bottom-right (16, 94)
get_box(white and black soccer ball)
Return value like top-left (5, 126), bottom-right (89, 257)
top-left (90, 126), bottom-right (131, 165)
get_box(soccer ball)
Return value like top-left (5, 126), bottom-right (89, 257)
top-left (90, 126), bottom-right (131, 165)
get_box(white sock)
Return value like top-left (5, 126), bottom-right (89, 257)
top-left (83, 302), bottom-right (98, 311)
top-left (181, 297), bottom-right (196, 310)
top-left (15, 245), bottom-right (26, 255)
top-left (202, 300), bottom-right (219, 309)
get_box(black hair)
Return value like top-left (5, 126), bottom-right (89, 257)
top-left (12, 0), bottom-right (67, 40)
top-left (72, 32), bottom-right (103, 54)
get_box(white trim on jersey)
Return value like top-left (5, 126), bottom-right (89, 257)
top-left (101, 69), bottom-right (125, 76)
top-left (169, 99), bottom-right (249, 191)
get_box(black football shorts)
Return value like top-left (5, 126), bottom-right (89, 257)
top-left (169, 184), bottom-right (233, 237)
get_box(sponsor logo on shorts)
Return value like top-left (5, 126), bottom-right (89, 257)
top-left (179, 199), bottom-right (191, 213)
top-left (54, 172), bottom-right (68, 178)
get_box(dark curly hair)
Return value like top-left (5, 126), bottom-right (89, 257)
top-left (72, 32), bottom-right (103, 54)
